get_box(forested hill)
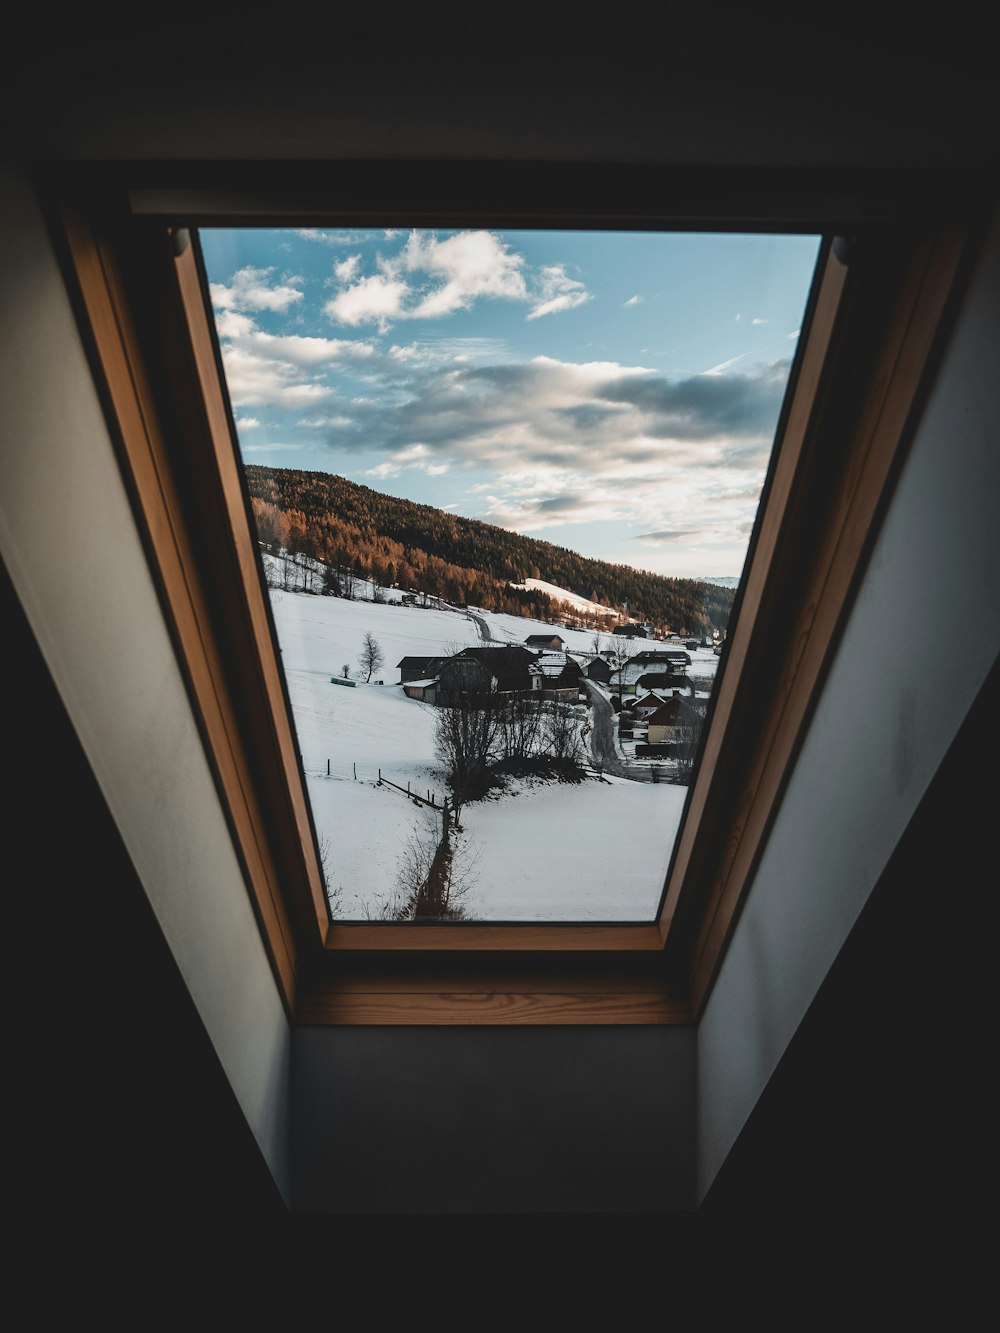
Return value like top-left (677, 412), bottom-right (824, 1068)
top-left (244, 465), bottom-right (735, 634)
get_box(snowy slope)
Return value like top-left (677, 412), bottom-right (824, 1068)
top-left (268, 583), bottom-right (696, 922)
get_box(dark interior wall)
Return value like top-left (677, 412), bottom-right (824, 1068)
top-left (293, 1026), bottom-right (695, 1214)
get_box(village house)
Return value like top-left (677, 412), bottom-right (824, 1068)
top-left (635, 670), bottom-right (694, 695)
top-left (630, 648), bottom-right (691, 672)
top-left (434, 645), bottom-right (538, 705)
top-left (646, 695), bottom-right (704, 747)
top-left (396, 655), bottom-right (447, 684)
top-left (608, 662), bottom-right (652, 696)
top-left (524, 633), bottom-right (564, 652)
top-left (401, 678), bottom-right (438, 703)
top-left (584, 656), bottom-right (613, 683)
top-left (528, 651), bottom-right (585, 701)
top-left (630, 691), bottom-right (672, 719)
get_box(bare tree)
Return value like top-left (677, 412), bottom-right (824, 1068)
top-left (498, 689), bottom-right (545, 764)
top-left (606, 633), bottom-right (634, 706)
top-left (358, 631), bottom-right (385, 682)
top-left (543, 700), bottom-right (586, 770)
top-left (434, 688), bottom-right (503, 803)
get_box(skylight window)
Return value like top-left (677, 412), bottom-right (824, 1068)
top-left (198, 226), bottom-right (821, 925)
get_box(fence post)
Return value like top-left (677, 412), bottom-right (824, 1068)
top-left (327, 759), bottom-right (330, 776)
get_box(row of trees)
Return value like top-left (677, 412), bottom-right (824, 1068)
top-left (434, 689), bottom-right (586, 805)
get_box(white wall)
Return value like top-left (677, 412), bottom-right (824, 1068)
top-left (0, 164), bottom-right (292, 1200)
top-left (697, 213), bottom-right (1000, 1200)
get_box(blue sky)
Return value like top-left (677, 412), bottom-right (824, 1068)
top-left (200, 226), bottom-right (820, 578)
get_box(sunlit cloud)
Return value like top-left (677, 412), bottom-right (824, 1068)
top-left (624, 294), bottom-right (643, 307)
top-left (210, 266), bottom-right (303, 313)
top-left (527, 265), bottom-right (591, 320)
top-left (219, 345), bottom-right (338, 409)
top-left (323, 273), bottom-right (410, 332)
top-left (320, 230), bottom-right (593, 331)
top-left (334, 254), bottom-right (362, 283)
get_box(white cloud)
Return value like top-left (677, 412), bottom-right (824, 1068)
top-left (624, 295), bottom-right (643, 307)
top-left (215, 309), bottom-right (257, 338)
top-left (306, 348), bottom-right (788, 554)
top-left (234, 415), bottom-right (260, 428)
top-left (397, 230), bottom-right (528, 312)
top-left (527, 265), bottom-right (591, 320)
top-left (324, 273), bottom-right (410, 331)
top-left (218, 345), bottom-right (337, 410)
top-left (334, 254), bottom-right (362, 283)
top-left (210, 266), bottom-right (304, 313)
top-left (751, 317), bottom-right (767, 325)
top-left (320, 230), bottom-right (592, 330)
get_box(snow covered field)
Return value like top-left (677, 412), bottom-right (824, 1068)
top-left (269, 582), bottom-right (699, 922)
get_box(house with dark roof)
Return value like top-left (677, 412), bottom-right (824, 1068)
top-left (631, 691), bottom-right (671, 717)
top-left (631, 649), bottom-right (691, 671)
top-left (646, 695), bottom-right (703, 746)
top-left (524, 633), bottom-right (564, 651)
top-left (636, 671), bottom-right (693, 694)
top-left (529, 651), bottom-right (584, 700)
top-left (434, 645), bottom-right (538, 704)
top-left (397, 655), bottom-right (447, 684)
top-left (584, 656), bottom-right (612, 683)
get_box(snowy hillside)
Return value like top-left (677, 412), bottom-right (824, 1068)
top-left (266, 577), bottom-right (695, 922)
top-left (508, 577), bottom-right (612, 619)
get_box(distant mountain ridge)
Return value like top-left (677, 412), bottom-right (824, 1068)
top-left (244, 465), bottom-right (735, 634)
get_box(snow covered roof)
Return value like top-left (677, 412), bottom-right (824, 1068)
top-left (530, 651), bottom-right (569, 677)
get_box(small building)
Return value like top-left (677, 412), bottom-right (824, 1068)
top-left (612, 623), bottom-right (647, 637)
top-left (636, 670), bottom-right (694, 695)
top-left (402, 677), bottom-right (438, 703)
top-left (435, 645), bottom-right (538, 704)
top-left (397, 655), bottom-right (447, 684)
top-left (630, 648), bottom-right (691, 671)
top-left (646, 694), bottom-right (703, 746)
top-left (632, 691), bottom-right (671, 718)
top-left (584, 656), bottom-right (612, 683)
top-left (529, 652), bottom-right (585, 701)
top-left (524, 633), bottom-right (565, 652)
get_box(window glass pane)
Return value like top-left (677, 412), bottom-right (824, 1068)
top-left (200, 226), bottom-right (820, 922)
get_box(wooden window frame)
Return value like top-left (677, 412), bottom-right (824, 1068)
top-left (51, 163), bottom-right (978, 1024)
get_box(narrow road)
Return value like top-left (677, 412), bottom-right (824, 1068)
top-left (582, 680), bottom-right (662, 783)
top-left (464, 608), bottom-right (495, 642)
